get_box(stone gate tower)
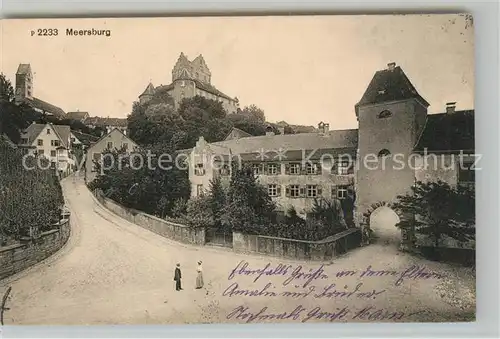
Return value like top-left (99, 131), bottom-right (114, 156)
top-left (354, 62), bottom-right (430, 225)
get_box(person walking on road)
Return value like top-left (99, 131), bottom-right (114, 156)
top-left (195, 261), bottom-right (204, 289)
top-left (174, 263), bottom-right (183, 291)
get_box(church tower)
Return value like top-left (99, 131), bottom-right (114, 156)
top-left (15, 64), bottom-right (33, 103)
top-left (354, 62), bottom-right (429, 221)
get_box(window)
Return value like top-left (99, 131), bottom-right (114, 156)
top-left (306, 185), bottom-right (319, 198)
top-left (267, 163), bottom-right (278, 175)
top-left (51, 140), bottom-right (60, 147)
top-left (268, 184), bottom-right (280, 197)
top-left (377, 110), bottom-right (392, 119)
top-left (194, 164), bottom-right (205, 176)
top-left (47, 129), bottom-right (51, 134)
top-left (333, 185), bottom-right (349, 200)
top-left (196, 184), bottom-right (204, 197)
top-left (289, 185), bottom-right (300, 198)
top-left (123, 143), bottom-right (128, 150)
top-left (37, 139), bottom-right (43, 146)
top-left (378, 149), bottom-right (391, 158)
top-left (305, 162), bottom-right (320, 175)
top-left (50, 150), bottom-right (56, 157)
top-left (337, 159), bottom-right (352, 175)
top-left (252, 163), bottom-right (262, 175)
top-left (289, 163), bottom-right (301, 175)
top-left (220, 165), bottom-right (230, 176)
top-left (458, 162), bottom-right (475, 185)
top-left (20, 138), bottom-right (28, 144)
top-left (71, 137), bottom-right (75, 143)
top-left (51, 162), bottom-right (56, 169)
top-left (38, 149), bottom-right (45, 156)
top-left (107, 142), bottom-right (113, 149)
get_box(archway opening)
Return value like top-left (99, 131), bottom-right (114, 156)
top-left (369, 206), bottom-right (401, 245)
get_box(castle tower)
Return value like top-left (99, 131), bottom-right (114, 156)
top-left (15, 64), bottom-right (33, 103)
top-left (139, 82), bottom-right (155, 104)
top-left (354, 62), bottom-right (429, 224)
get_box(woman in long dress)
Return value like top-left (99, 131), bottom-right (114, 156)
top-left (195, 261), bottom-right (204, 289)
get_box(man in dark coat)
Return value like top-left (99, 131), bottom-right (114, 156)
top-left (174, 263), bottom-right (182, 291)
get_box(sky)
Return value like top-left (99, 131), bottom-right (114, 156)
top-left (1, 14), bottom-right (474, 129)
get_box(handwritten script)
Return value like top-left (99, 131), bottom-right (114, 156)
top-left (223, 260), bottom-right (445, 323)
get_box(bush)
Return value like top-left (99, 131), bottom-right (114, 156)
top-left (0, 140), bottom-right (64, 241)
top-left (185, 194), bottom-right (214, 228)
top-left (392, 180), bottom-right (475, 259)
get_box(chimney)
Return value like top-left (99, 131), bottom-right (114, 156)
top-left (446, 102), bottom-right (456, 114)
top-left (387, 62), bottom-right (396, 71)
top-left (323, 123), bottom-right (330, 133)
top-left (318, 121), bottom-right (324, 132)
top-left (196, 136), bottom-right (206, 148)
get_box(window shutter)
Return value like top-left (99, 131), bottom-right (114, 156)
top-left (277, 185), bottom-right (282, 196)
top-left (301, 164), bottom-right (307, 175)
top-left (299, 186), bottom-right (305, 197)
top-left (331, 185), bottom-right (338, 199)
top-left (276, 164), bottom-right (282, 175)
top-left (263, 164), bottom-right (268, 175)
top-left (317, 186), bottom-right (322, 196)
top-left (285, 186), bottom-right (291, 197)
top-left (316, 163), bottom-right (322, 175)
top-left (285, 163), bottom-right (290, 175)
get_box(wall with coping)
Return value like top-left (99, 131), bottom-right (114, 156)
top-left (233, 228), bottom-right (362, 261)
top-left (0, 219), bottom-right (71, 280)
top-left (93, 191), bottom-right (205, 245)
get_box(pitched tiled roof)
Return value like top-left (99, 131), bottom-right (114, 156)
top-left (66, 111), bottom-right (89, 121)
top-left (210, 129), bottom-right (359, 157)
top-left (140, 83), bottom-right (155, 97)
top-left (26, 97), bottom-right (66, 118)
top-left (224, 127), bottom-right (253, 140)
top-left (16, 64), bottom-right (31, 75)
top-left (85, 117), bottom-right (128, 127)
top-left (71, 130), bottom-right (100, 146)
top-left (21, 124), bottom-right (45, 145)
top-left (53, 125), bottom-right (71, 149)
top-left (355, 65), bottom-right (429, 117)
top-left (192, 79), bottom-right (233, 101)
top-left (20, 123), bottom-right (71, 149)
top-left (1, 134), bottom-right (17, 149)
top-left (414, 110), bottom-right (474, 153)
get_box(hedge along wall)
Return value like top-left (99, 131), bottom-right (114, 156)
top-left (233, 228), bottom-right (362, 261)
top-left (93, 190), bottom-right (205, 245)
top-left (0, 219), bottom-right (71, 280)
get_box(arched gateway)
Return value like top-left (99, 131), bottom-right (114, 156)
top-left (361, 202), bottom-right (402, 246)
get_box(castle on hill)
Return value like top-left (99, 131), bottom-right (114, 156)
top-left (138, 53), bottom-right (239, 113)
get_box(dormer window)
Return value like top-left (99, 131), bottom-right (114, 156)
top-left (378, 149), bottom-right (391, 158)
top-left (377, 110), bottom-right (392, 119)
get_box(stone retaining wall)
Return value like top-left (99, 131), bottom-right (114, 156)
top-left (0, 219), bottom-right (71, 280)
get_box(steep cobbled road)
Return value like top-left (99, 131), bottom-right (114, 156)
top-left (0, 175), bottom-right (475, 325)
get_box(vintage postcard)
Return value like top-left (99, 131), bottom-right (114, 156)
top-left (0, 14), bottom-right (475, 325)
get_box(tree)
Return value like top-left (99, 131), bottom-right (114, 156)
top-left (0, 140), bottom-right (64, 241)
top-left (0, 74), bottom-right (38, 143)
top-left (221, 163), bottom-right (277, 233)
top-left (309, 197), bottom-right (348, 231)
top-left (209, 176), bottom-right (227, 230)
top-left (392, 180), bottom-right (475, 250)
top-left (88, 143), bottom-right (191, 217)
top-left (178, 96), bottom-right (232, 145)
